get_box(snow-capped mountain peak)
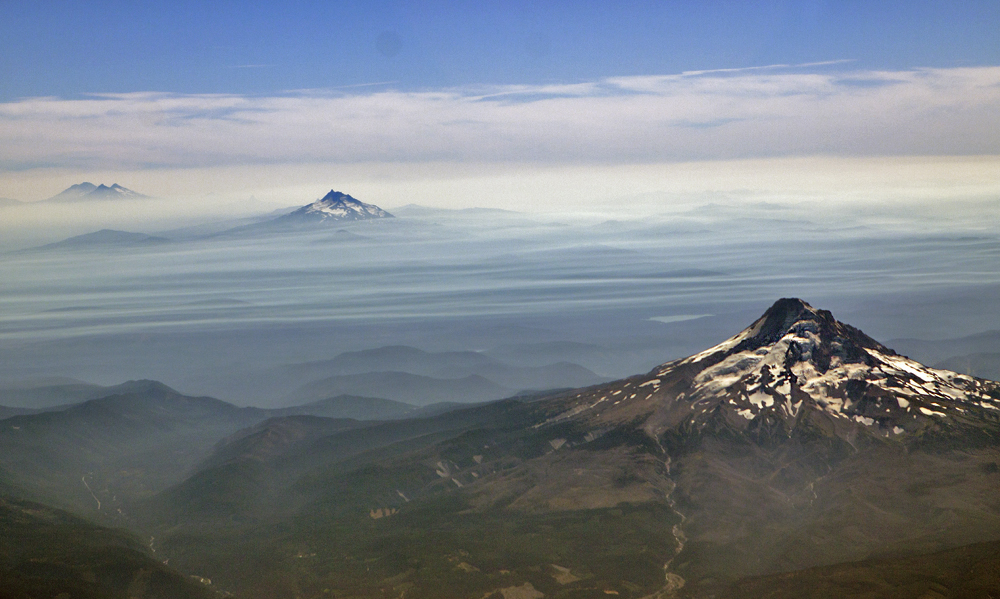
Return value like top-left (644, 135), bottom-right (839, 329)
top-left (287, 190), bottom-right (393, 222)
top-left (538, 298), bottom-right (1000, 445)
top-left (665, 298), bottom-right (999, 430)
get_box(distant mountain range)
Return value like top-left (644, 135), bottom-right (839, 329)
top-left (30, 229), bottom-right (170, 252)
top-left (45, 182), bottom-right (149, 202)
top-left (16, 188), bottom-right (395, 252)
top-left (11, 187), bottom-right (394, 224)
top-left (269, 394), bottom-right (418, 420)
top-left (1, 299), bottom-right (998, 597)
top-left (287, 371), bottom-right (512, 406)
top-left (273, 345), bottom-right (604, 406)
top-left (0, 379), bottom-right (120, 409)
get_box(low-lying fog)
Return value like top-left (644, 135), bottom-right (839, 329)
top-left (2, 195), bottom-right (999, 407)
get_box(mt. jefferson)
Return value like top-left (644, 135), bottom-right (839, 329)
top-left (276, 190), bottom-right (393, 224)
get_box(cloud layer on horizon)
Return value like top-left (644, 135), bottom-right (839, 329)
top-left (2, 65), bottom-right (999, 173)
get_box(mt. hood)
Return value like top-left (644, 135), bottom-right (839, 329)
top-left (543, 297), bottom-right (1000, 447)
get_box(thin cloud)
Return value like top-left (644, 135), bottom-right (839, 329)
top-left (327, 81), bottom-right (398, 90)
top-left (1, 66), bottom-right (998, 172)
top-left (678, 59), bottom-right (856, 77)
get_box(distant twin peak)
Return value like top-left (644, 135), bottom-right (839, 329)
top-left (48, 182), bottom-right (148, 202)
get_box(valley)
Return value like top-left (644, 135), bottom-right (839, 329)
top-left (1, 297), bottom-right (998, 598)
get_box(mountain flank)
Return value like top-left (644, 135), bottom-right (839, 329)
top-left (682, 538), bottom-right (1000, 599)
top-left (0, 496), bottom-right (221, 599)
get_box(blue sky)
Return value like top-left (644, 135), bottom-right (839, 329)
top-left (1, 1), bottom-right (999, 209)
top-left (4, 1), bottom-right (999, 100)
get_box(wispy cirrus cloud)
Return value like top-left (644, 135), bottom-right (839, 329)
top-left (1, 66), bottom-right (999, 173)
